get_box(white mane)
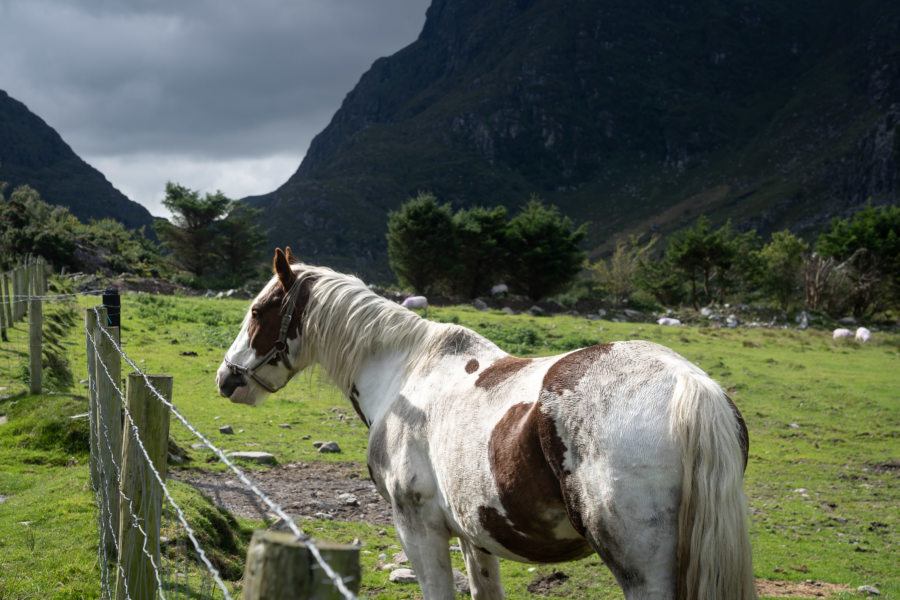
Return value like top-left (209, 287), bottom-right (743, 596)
top-left (295, 264), bottom-right (452, 394)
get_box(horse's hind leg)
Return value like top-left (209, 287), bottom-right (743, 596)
top-left (458, 538), bottom-right (503, 599)
top-left (578, 473), bottom-right (680, 599)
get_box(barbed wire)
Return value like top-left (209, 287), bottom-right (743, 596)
top-left (5, 289), bottom-right (105, 301)
top-left (89, 305), bottom-right (359, 600)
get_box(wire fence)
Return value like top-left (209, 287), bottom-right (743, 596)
top-left (87, 304), bottom-right (359, 599)
top-left (3, 267), bottom-right (361, 599)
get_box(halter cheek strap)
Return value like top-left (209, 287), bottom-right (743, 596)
top-left (224, 281), bottom-right (303, 394)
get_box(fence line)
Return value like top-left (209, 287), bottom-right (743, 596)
top-left (86, 302), bottom-right (360, 599)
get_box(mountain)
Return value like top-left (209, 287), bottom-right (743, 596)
top-left (0, 90), bottom-right (156, 234)
top-left (248, 0), bottom-right (900, 282)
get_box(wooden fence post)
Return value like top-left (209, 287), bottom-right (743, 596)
top-left (0, 270), bottom-right (7, 343)
top-left (115, 373), bottom-right (172, 600)
top-left (28, 262), bottom-right (42, 394)
top-left (242, 530), bottom-right (361, 600)
top-left (85, 308), bottom-right (101, 491)
top-left (2, 272), bottom-right (11, 328)
top-left (91, 305), bottom-right (122, 561)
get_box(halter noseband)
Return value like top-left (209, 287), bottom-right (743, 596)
top-left (224, 281), bottom-right (304, 394)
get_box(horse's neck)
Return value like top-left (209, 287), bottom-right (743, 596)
top-left (304, 285), bottom-right (436, 404)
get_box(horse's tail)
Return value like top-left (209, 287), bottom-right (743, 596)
top-left (670, 373), bottom-right (756, 600)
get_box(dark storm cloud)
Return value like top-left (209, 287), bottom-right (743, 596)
top-left (0, 0), bottom-right (429, 157)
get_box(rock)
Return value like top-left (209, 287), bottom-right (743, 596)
top-left (624, 309), bottom-right (644, 320)
top-left (314, 512), bottom-right (334, 520)
top-left (0, 415), bottom-right (7, 426)
top-left (278, 423), bottom-right (291, 428)
top-left (528, 305), bottom-right (545, 316)
top-left (701, 307), bottom-right (713, 317)
top-left (472, 299), bottom-right (489, 311)
top-left (190, 443), bottom-right (209, 450)
top-left (857, 585), bottom-right (881, 595)
top-left (586, 314), bottom-right (600, 321)
top-left (501, 306), bottom-right (517, 315)
top-left (453, 568), bottom-right (470, 595)
top-left (838, 316), bottom-right (857, 326)
top-left (389, 568), bottom-right (418, 583)
top-left (218, 425), bottom-right (234, 435)
top-left (317, 441), bottom-right (341, 453)
top-left (227, 451), bottom-right (276, 465)
top-left (726, 314), bottom-right (739, 328)
top-left (268, 515), bottom-right (302, 532)
top-left (338, 493), bottom-right (359, 506)
top-left (393, 550), bottom-right (409, 565)
top-left (795, 311), bottom-right (809, 329)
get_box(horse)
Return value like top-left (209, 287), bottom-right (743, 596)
top-left (217, 248), bottom-right (756, 600)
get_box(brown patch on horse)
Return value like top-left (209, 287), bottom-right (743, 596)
top-left (726, 395), bottom-right (749, 471)
top-left (465, 358), bottom-right (480, 374)
top-left (481, 402), bottom-right (591, 562)
top-left (475, 356), bottom-right (532, 389)
top-left (543, 344), bottom-right (613, 394)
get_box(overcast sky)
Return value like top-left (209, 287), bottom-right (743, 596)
top-left (0, 0), bottom-right (430, 217)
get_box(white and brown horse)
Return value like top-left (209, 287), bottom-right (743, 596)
top-left (217, 248), bottom-right (756, 600)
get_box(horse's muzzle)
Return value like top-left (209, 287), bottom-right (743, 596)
top-left (218, 370), bottom-right (247, 398)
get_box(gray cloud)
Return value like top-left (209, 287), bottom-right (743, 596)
top-left (0, 0), bottom-right (428, 213)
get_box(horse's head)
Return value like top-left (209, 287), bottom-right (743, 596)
top-left (216, 247), bottom-right (312, 405)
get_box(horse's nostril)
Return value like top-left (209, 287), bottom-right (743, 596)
top-left (220, 372), bottom-right (247, 397)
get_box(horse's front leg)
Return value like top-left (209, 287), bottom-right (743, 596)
top-left (391, 498), bottom-right (455, 600)
top-left (459, 538), bottom-right (504, 600)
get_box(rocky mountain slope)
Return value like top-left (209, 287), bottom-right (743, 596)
top-left (0, 90), bottom-right (156, 234)
top-left (247, 0), bottom-right (899, 282)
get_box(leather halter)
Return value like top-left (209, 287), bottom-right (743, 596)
top-left (224, 280), bottom-right (304, 394)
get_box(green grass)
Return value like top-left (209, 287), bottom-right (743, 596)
top-left (1, 293), bottom-right (898, 598)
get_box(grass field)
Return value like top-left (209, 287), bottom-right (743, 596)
top-left (0, 290), bottom-right (897, 599)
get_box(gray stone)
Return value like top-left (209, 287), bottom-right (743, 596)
top-left (0, 415), bottom-right (7, 426)
top-left (393, 550), bottom-right (409, 565)
top-left (227, 451), bottom-right (276, 465)
top-left (389, 568), bottom-right (418, 583)
top-left (838, 316), bottom-right (857, 326)
top-left (218, 425), bottom-right (234, 434)
top-left (501, 306), bottom-right (517, 315)
top-left (624, 309), bottom-right (644, 320)
top-left (453, 568), bottom-right (470, 595)
top-left (726, 314), bottom-right (739, 328)
top-left (278, 423), bottom-right (291, 428)
top-left (0, 494), bottom-right (8, 504)
top-left (338, 493), bottom-right (359, 506)
top-left (472, 299), bottom-right (489, 311)
top-left (528, 305), bottom-right (545, 316)
top-left (317, 441), bottom-right (341, 453)
top-left (857, 585), bottom-right (881, 595)
top-left (191, 443), bottom-right (209, 450)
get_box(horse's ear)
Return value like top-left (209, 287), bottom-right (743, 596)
top-left (273, 248), bottom-right (295, 291)
top-left (285, 246), bottom-right (298, 264)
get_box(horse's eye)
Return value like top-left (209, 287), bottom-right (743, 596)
top-left (251, 309), bottom-right (261, 320)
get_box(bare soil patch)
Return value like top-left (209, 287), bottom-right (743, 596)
top-left (172, 461), bottom-right (392, 526)
top-left (756, 579), bottom-right (853, 598)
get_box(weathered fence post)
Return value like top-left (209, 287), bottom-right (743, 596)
top-left (242, 530), bottom-right (361, 600)
top-left (2, 272), bottom-right (12, 328)
top-left (91, 305), bottom-right (122, 561)
top-left (115, 373), bottom-right (172, 600)
top-left (0, 270), bottom-right (7, 343)
top-left (28, 261), bottom-right (42, 394)
top-left (86, 308), bottom-right (101, 491)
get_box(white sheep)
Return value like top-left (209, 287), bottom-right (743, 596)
top-left (854, 327), bottom-right (871, 343)
top-left (657, 317), bottom-right (682, 326)
top-left (833, 328), bottom-right (854, 340)
top-left (401, 296), bottom-right (428, 310)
